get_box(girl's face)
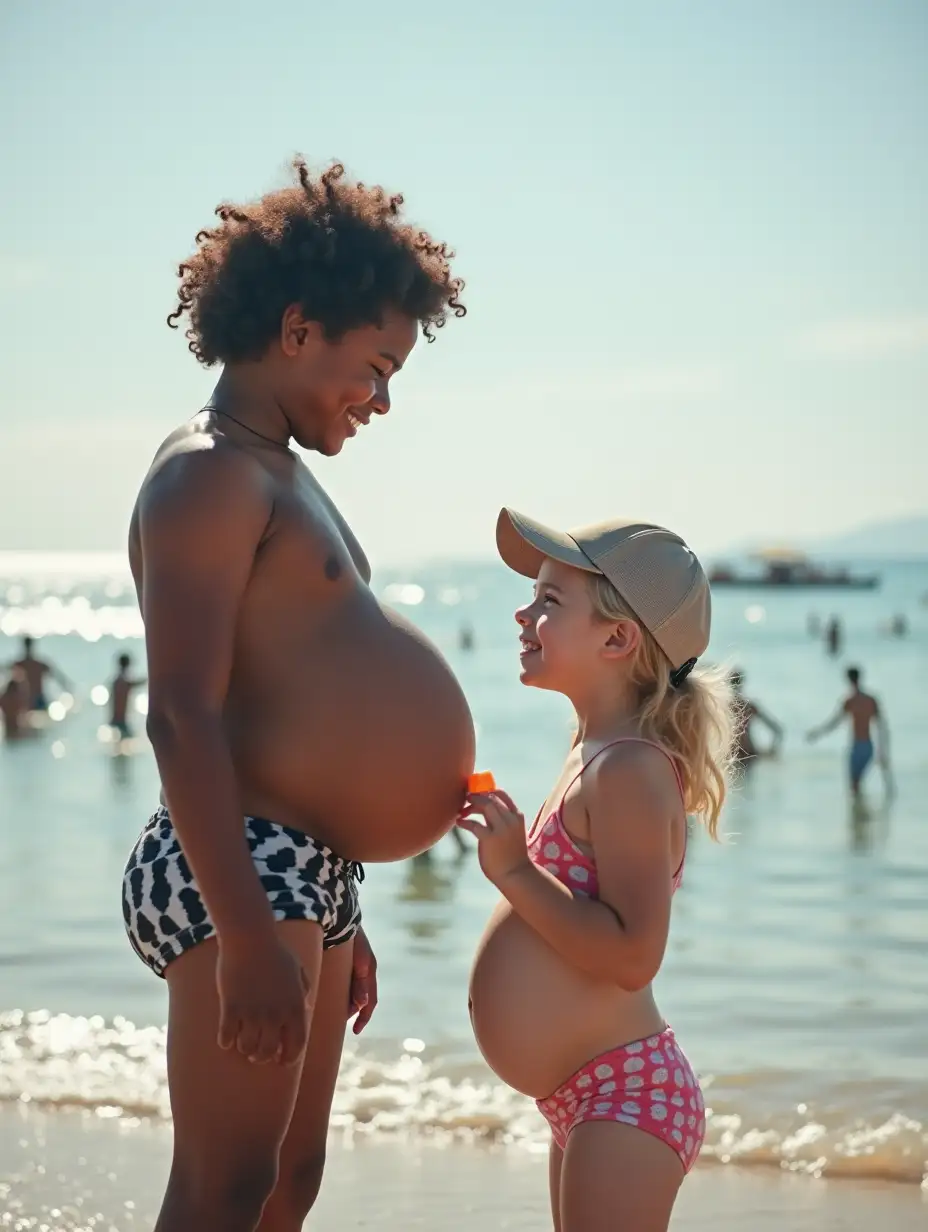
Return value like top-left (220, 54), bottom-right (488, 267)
top-left (515, 558), bottom-right (637, 695)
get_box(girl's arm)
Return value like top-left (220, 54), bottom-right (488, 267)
top-left (460, 746), bottom-right (676, 991)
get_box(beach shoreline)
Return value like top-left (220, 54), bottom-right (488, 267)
top-left (1, 1105), bottom-right (925, 1230)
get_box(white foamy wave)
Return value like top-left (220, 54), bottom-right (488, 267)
top-left (331, 1050), bottom-right (541, 1144)
top-left (702, 1109), bottom-right (927, 1185)
top-left (1, 1011), bottom-right (925, 1186)
top-left (0, 1010), bottom-right (167, 1117)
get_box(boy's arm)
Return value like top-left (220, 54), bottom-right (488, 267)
top-left (141, 446), bottom-right (276, 941)
top-left (140, 445), bottom-right (310, 1064)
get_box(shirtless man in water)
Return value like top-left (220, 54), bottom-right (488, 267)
top-left (109, 652), bottom-right (146, 741)
top-left (807, 666), bottom-right (889, 796)
top-left (730, 669), bottom-right (783, 764)
top-left (122, 159), bottom-right (474, 1232)
top-left (8, 636), bottom-right (72, 713)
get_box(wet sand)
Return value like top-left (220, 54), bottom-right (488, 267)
top-left (1, 1106), bottom-right (925, 1230)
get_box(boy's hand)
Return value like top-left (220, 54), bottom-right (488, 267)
top-left (457, 789), bottom-right (531, 888)
top-left (349, 927), bottom-right (378, 1034)
top-left (217, 934), bottom-right (311, 1066)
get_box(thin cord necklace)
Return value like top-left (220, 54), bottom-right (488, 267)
top-left (202, 405), bottom-right (291, 451)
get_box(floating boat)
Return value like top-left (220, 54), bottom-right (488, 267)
top-left (709, 548), bottom-right (880, 590)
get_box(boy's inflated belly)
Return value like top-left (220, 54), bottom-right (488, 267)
top-left (223, 601), bottom-right (476, 864)
top-left (469, 898), bottom-right (665, 1099)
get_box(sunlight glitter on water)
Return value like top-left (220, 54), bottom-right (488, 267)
top-left (0, 1011), bottom-right (924, 1185)
top-left (381, 583), bottom-right (426, 606)
top-left (0, 600), bottom-right (143, 642)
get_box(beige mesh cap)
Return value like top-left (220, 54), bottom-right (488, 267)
top-left (496, 507), bottom-right (711, 671)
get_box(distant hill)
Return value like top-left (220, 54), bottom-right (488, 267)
top-left (722, 515), bottom-right (928, 562)
top-left (806, 515), bottom-right (928, 559)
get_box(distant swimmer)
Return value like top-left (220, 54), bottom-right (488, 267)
top-left (806, 666), bottom-right (889, 796)
top-left (880, 614), bottom-right (909, 638)
top-left (109, 652), bottom-right (147, 741)
top-left (459, 623), bottom-right (475, 652)
top-left (7, 635), bottom-right (72, 712)
top-left (730, 669), bottom-right (783, 763)
top-left (825, 616), bottom-right (842, 658)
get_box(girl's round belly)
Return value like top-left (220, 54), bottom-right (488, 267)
top-left (469, 899), bottom-right (644, 1099)
top-left (232, 603), bottom-right (476, 863)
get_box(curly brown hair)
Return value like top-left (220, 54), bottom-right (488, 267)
top-left (168, 158), bottom-right (466, 365)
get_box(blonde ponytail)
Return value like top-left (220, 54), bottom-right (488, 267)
top-left (588, 574), bottom-right (737, 838)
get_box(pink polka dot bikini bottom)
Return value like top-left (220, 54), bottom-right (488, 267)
top-left (536, 1026), bottom-right (705, 1172)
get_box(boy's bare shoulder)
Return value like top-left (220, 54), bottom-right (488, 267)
top-left (145, 421), bottom-right (267, 488)
top-left (138, 426), bottom-right (273, 521)
top-left (128, 424), bottom-right (277, 575)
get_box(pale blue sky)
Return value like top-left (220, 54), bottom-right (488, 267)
top-left (1, 0), bottom-right (925, 563)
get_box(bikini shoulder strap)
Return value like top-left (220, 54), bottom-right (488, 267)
top-left (556, 737), bottom-right (686, 814)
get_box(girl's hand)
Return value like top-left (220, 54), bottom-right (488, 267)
top-left (457, 790), bottom-right (531, 888)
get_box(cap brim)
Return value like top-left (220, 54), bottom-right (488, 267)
top-left (496, 508), bottom-right (600, 579)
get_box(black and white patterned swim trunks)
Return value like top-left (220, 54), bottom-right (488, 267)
top-left (122, 807), bottom-right (363, 977)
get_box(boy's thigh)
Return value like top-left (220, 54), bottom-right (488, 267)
top-left (163, 921), bottom-right (324, 1166)
top-left (278, 936), bottom-right (355, 1161)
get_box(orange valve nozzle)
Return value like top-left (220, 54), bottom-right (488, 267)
top-left (467, 771), bottom-right (497, 793)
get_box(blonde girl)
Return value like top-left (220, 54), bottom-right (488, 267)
top-left (462, 510), bottom-right (735, 1232)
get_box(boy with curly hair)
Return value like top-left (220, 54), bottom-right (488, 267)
top-left (122, 159), bottom-right (472, 1231)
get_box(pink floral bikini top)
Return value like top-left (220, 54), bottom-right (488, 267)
top-left (526, 738), bottom-right (687, 900)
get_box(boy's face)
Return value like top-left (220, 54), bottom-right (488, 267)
top-left (280, 308), bottom-right (418, 454)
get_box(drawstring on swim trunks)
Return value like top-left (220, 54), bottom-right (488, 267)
top-left (352, 862), bottom-right (365, 883)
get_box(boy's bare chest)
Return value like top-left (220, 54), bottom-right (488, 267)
top-left (260, 469), bottom-right (371, 588)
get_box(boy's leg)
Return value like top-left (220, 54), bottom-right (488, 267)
top-left (156, 920), bottom-right (324, 1232)
top-left (257, 937), bottom-right (355, 1231)
top-left (559, 1122), bottom-right (683, 1232)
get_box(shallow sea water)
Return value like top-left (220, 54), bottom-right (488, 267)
top-left (1, 556), bottom-right (926, 1185)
